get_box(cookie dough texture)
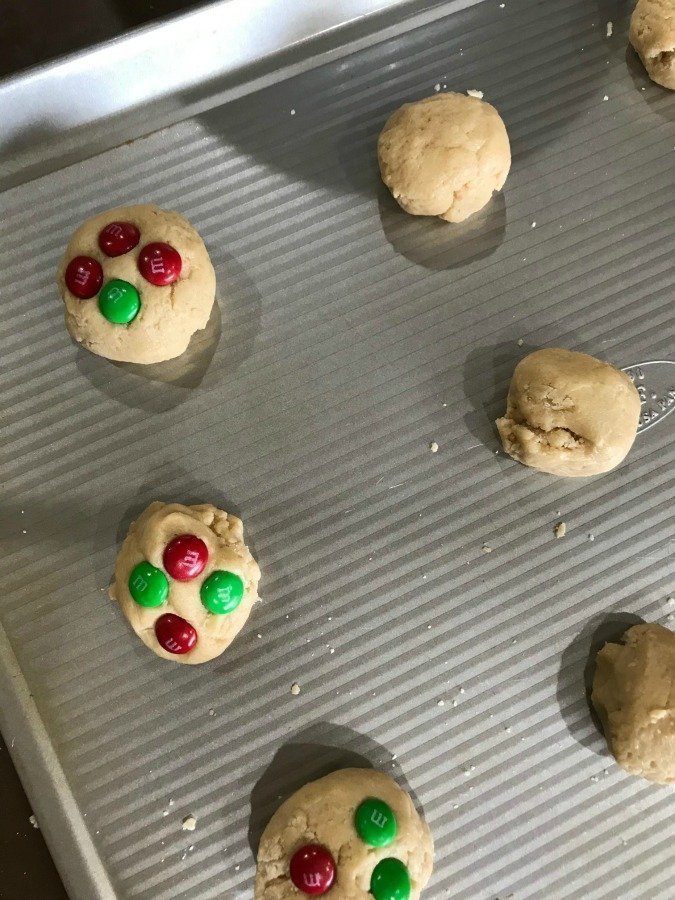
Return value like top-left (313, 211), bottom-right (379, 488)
top-left (377, 92), bottom-right (511, 223)
top-left (629, 0), bottom-right (675, 90)
top-left (255, 768), bottom-right (434, 899)
top-left (496, 348), bottom-right (640, 477)
top-left (110, 502), bottom-right (260, 664)
top-left (57, 204), bottom-right (216, 363)
top-left (592, 624), bottom-right (675, 785)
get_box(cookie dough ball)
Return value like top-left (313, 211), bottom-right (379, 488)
top-left (377, 92), bottom-right (511, 223)
top-left (255, 768), bottom-right (434, 899)
top-left (629, 0), bottom-right (675, 90)
top-left (496, 348), bottom-right (640, 477)
top-left (57, 204), bottom-right (216, 363)
top-left (591, 623), bottom-right (675, 784)
top-left (109, 502), bottom-right (260, 664)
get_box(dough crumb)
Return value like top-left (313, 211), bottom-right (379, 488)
top-left (29, 814), bottom-right (39, 829)
top-left (429, 441), bottom-right (439, 453)
top-left (588, 533), bottom-right (595, 542)
top-left (208, 709), bottom-right (215, 716)
top-left (434, 83), bottom-right (441, 92)
top-left (466, 89), bottom-right (484, 99)
top-left (182, 815), bottom-right (197, 831)
top-left (554, 522), bottom-right (567, 538)
top-left (606, 21), bottom-right (613, 37)
top-left (290, 682), bottom-right (301, 695)
top-left (517, 338), bottom-right (524, 346)
top-left (290, 109), bottom-right (296, 116)
top-left (481, 543), bottom-right (492, 553)
top-left (603, 94), bottom-right (609, 101)
top-left (437, 699), bottom-right (445, 706)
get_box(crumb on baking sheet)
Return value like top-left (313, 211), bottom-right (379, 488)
top-left (429, 441), bottom-right (439, 453)
top-left (554, 522), bottom-right (566, 538)
top-left (182, 815), bottom-right (197, 832)
top-left (291, 682), bottom-right (301, 695)
top-left (29, 814), bottom-right (39, 829)
top-left (466, 89), bottom-right (483, 99)
top-left (481, 543), bottom-right (492, 553)
top-left (606, 21), bottom-right (613, 37)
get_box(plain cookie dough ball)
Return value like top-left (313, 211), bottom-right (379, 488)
top-left (377, 92), bottom-right (511, 223)
top-left (629, 0), bottom-right (675, 90)
top-left (109, 502), bottom-right (260, 664)
top-left (255, 768), bottom-right (434, 899)
top-left (57, 204), bottom-right (216, 363)
top-left (591, 623), bottom-right (675, 785)
top-left (496, 348), bottom-right (640, 477)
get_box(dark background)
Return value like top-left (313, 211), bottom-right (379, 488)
top-left (2, 0), bottom-right (209, 78)
top-left (0, 734), bottom-right (68, 899)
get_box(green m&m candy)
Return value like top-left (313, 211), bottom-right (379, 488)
top-left (98, 279), bottom-right (140, 324)
top-left (370, 857), bottom-right (411, 900)
top-left (355, 798), bottom-right (397, 847)
top-left (200, 570), bottom-right (244, 615)
top-left (128, 561), bottom-right (169, 607)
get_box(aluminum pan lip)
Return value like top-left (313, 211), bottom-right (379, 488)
top-left (0, 0), bottom-right (449, 149)
top-left (0, 624), bottom-right (116, 900)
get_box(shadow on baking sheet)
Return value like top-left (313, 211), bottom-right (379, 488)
top-left (378, 182), bottom-right (506, 271)
top-left (247, 721), bottom-right (423, 857)
top-left (461, 340), bottom-right (539, 452)
top-left (75, 251), bottom-right (261, 413)
top-left (624, 47), bottom-right (675, 122)
top-left (556, 611), bottom-right (645, 758)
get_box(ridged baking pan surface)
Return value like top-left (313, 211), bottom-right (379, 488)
top-left (1, 0), bottom-right (673, 897)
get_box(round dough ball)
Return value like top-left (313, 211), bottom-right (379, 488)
top-left (377, 92), bottom-right (511, 223)
top-left (57, 204), bottom-right (216, 363)
top-left (255, 768), bottom-right (434, 899)
top-left (496, 348), bottom-right (640, 477)
top-left (591, 623), bottom-right (675, 785)
top-left (629, 0), bottom-right (675, 90)
top-left (109, 502), bottom-right (260, 664)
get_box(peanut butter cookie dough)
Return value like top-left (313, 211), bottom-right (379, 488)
top-left (110, 502), bottom-right (260, 664)
top-left (255, 768), bottom-right (434, 898)
top-left (629, 0), bottom-right (675, 90)
top-left (592, 623), bottom-right (675, 785)
top-left (496, 348), bottom-right (640, 477)
top-left (377, 92), bottom-right (511, 223)
top-left (57, 204), bottom-right (216, 363)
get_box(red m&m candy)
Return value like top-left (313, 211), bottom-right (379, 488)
top-left (289, 844), bottom-right (336, 895)
top-left (98, 221), bottom-right (140, 257)
top-left (138, 242), bottom-right (182, 286)
top-left (155, 613), bottom-right (197, 655)
top-left (64, 256), bottom-right (103, 299)
top-left (163, 534), bottom-right (208, 581)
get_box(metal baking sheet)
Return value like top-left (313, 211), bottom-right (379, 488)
top-left (1, 0), bottom-right (674, 897)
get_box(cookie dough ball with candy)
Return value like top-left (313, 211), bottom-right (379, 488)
top-left (255, 768), bottom-right (434, 899)
top-left (57, 204), bottom-right (216, 364)
top-left (110, 502), bottom-right (260, 664)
